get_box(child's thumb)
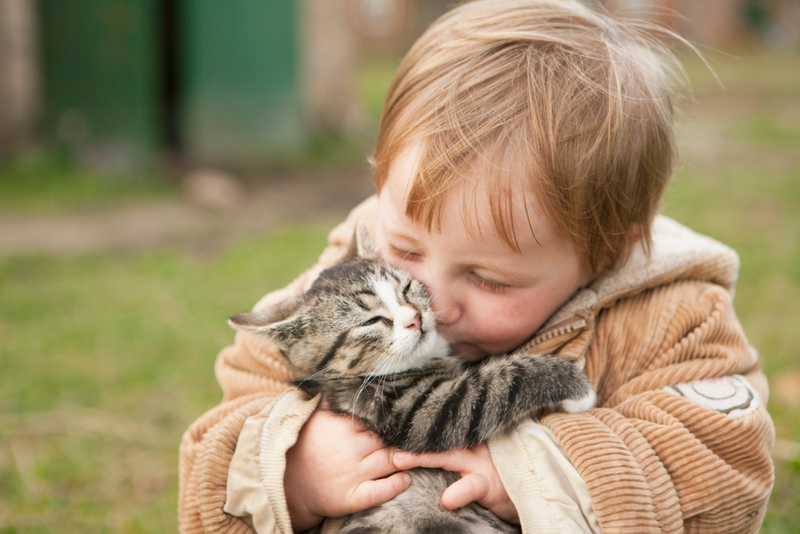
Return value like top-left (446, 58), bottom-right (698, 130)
top-left (349, 471), bottom-right (412, 512)
top-left (440, 473), bottom-right (489, 511)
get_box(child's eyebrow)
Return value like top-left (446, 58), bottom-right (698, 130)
top-left (470, 263), bottom-right (534, 285)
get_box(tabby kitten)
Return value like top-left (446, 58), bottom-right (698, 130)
top-left (229, 228), bottom-right (595, 534)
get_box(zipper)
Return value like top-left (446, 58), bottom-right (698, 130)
top-left (527, 309), bottom-right (591, 347)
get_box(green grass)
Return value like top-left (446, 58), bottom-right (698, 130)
top-left (731, 113), bottom-right (800, 147)
top-left (359, 57), bottom-right (400, 124)
top-left (1, 49), bottom-right (799, 532)
top-left (0, 150), bottom-right (177, 214)
top-left (0, 226), bottom-right (329, 532)
top-left (0, 140), bottom-right (370, 216)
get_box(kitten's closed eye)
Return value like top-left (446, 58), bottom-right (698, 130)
top-left (360, 316), bottom-right (392, 327)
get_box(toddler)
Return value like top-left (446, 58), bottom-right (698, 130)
top-left (179, 1), bottom-right (775, 532)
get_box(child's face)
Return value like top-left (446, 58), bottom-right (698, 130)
top-left (375, 146), bottom-right (594, 361)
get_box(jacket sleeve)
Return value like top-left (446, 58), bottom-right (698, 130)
top-left (223, 390), bottom-right (321, 534)
top-left (540, 280), bottom-right (775, 534)
top-left (178, 197), bottom-right (377, 534)
top-left (489, 418), bottom-right (601, 533)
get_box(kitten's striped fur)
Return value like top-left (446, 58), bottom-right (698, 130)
top-left (229, 232), bottom-right (595, 533)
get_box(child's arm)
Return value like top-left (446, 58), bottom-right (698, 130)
top-left (215, 390), bottom-right (410, 534)
top-left (515, 281), bottom-right (772, 533)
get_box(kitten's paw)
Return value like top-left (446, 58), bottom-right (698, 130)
top-left (560, 389), bottom-right (596, 413)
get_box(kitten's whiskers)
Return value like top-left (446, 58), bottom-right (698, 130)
top-left (293, 366), bottom-right (338, 389)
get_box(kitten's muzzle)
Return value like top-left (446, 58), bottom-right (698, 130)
top-left (405, 313), bottom-right (422, 330)
top-left (395, 305), bottom-right (422, 331)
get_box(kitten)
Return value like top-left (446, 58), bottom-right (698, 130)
top-left (229, 226), bottom-right (595, 534)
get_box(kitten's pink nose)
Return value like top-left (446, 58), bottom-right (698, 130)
top-left (405, 313), bottom-right (421, 330)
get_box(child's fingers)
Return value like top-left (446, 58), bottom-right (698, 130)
top-left (391, 449), bottom-right (463, 471)
top-left (361, 446), bottom-right (404, 479)
top-left (440, 473), bottom-right (489, 511)
top-left (349, 471), bottom-right (412, 511)
top-left (313, 408), bottom-right (384, 455)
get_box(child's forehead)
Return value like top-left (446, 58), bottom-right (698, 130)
top-left (382, 142), bottom-right (547, 251)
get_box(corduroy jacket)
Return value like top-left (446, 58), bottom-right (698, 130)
top-left (178, 197), bottom-right (774, 533)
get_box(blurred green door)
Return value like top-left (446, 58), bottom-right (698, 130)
top-left (39, 0), bottom-right (160, 169)
top-left (179, 0), bottom-right (303, 163)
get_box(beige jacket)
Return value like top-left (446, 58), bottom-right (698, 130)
top-left (179, 197), bottom-right (775, 534)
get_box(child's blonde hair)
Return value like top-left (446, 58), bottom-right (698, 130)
top-left (372, 0), bottom-right (686, 273)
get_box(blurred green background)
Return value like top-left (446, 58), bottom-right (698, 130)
top-left (1, 1), bottom-right (799, 532)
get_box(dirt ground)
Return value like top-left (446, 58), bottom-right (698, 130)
top-left (0, 166), bottom-right (376, 257)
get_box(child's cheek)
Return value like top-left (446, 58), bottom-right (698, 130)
top-left (465, 300), bottom-right (516, 342)
top-left (471, 294), bottom-right (549, 349)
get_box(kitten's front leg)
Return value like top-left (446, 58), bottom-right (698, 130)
top-left (385, 353), bottom-right (594, 452)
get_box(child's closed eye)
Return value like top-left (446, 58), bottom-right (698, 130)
top-left (388, 244), bottom-right (422, 262)
top-left (468, 272), bottom-right (509, 294)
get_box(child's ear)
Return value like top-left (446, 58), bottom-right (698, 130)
top-left (625, 223), bottom-right (644, 251)
top-left (228, 295), bottom-right (307, 350)
top-left (343, 220), bottom-right (381, 261)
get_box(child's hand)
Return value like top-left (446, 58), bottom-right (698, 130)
top-left (392, 444), bottom-right (519, 525)
top-left (284, 405), bottom-right (411, 531)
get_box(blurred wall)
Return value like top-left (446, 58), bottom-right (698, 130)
top-left (601, 0), bottom-right (799, 49)
top-left (3, 0), bottom-right (795, 169)
top-left (303, 0), bottom-right (362, 135)
top-left (178, 0), bottom-right (303, 164)
top-left (28, 0), bottom-right (366, 168)
top-left (603, 0), bottom-right (749, 46)
top-left (0, 0), bottom-right (39, 157)
top-left (38, 0), bottom-right (161, 170)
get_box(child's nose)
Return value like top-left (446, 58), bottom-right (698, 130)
top-left (412, 267), bottom-right (461, 325)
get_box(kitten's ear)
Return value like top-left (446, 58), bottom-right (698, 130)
top-left (344, 220), bottom-right (381, 261)
top-left (228, 295), bottom-right (306, 351)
